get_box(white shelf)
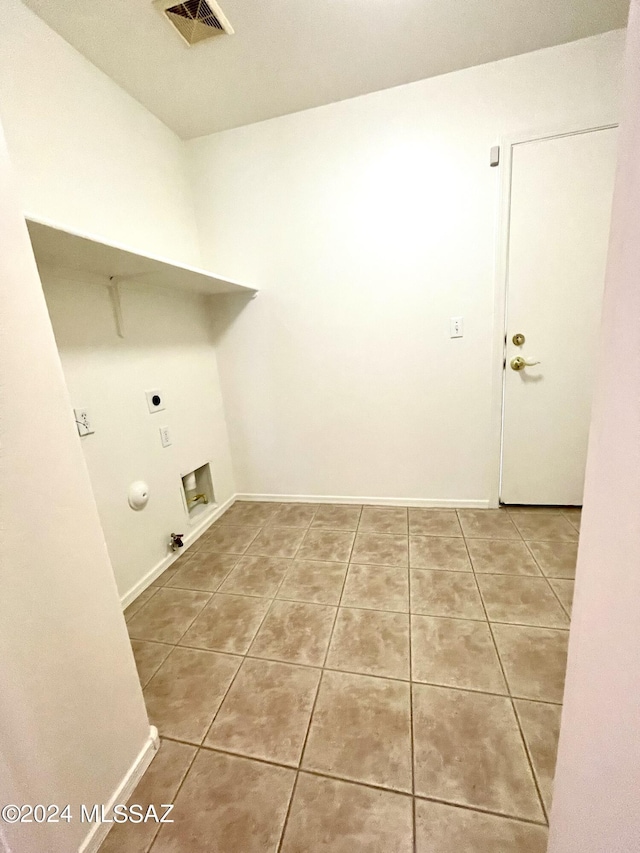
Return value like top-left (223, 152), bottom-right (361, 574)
top-left (26, 216), bottom-right (257, 297)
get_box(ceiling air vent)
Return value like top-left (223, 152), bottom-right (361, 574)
top-left (154, 0), bottom-right (234, 46)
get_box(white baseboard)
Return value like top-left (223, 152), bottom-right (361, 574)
top-left (78, 726), bottom-right (159, 853)
top-left (120, 494), bottom-right (236, 609)
top-left (122, 490), bottom-right (493, 609)
top-left (235, 493), bottom-right (492, 509)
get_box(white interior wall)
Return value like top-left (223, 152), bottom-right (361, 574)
top-left (549, 5), bottom-right (640, 848)
top-left (0, 0), bottom-right (200, 267)
top-left (41, 269), bottom-right (237, 602)
top-left (187, 30), bottom-right (626, 505)
top-left (0, 124), bottom-right (151, 853)
top-left (0, 0), bottom-right (239, 604)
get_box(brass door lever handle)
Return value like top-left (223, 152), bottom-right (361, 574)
top-left (510, 356), bottom-right (541, 371)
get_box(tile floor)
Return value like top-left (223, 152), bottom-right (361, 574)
top-left (105, 502), bottom-right (579, 852)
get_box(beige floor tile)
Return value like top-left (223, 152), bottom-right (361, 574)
top-left (359, 506), bottom-right (408, 534)
top-left (409, 509), bottom-right (462, 537)
top-left (415, 799), bottom-right (548, 853)
top-left (410, 570), bottom-right (485, 620)
top-left (197, 524), bottom-right (261, 554)
top-left (98, 739), bottom-right (196, 853)
top-left (126, 587), bottom-right (211, 644)
top-left (341, 563), bottom-right (409, 612)
top-left (549, 578), bottom-right (575, 615)
top-left (217, 555), bottom-right (290, 597)
top-left (216, 501), bottom-right (280, 527)
top-left (515, 699), bottom-right (562, 813)
top-left (179, 593), bottom-right (270, 654)
top-left (297, 528), bottom-right (356, 562)
top-left (152, 750), bottom-right (295, 853)
top-left (466, 539), bottom-right (541, 576)
top-left (302, 670), bottom-right (412, 792)
top-left (413, 684), bottom-right (543, 820)
top-left (250, 600), bottom-right (336, 666)
top-left (409, 536), bottom-right (471, 571)
top-left (280, 773), bottom-right (413, 853)
top-left (149, 565), bottom-right (179, 587)
top-left (458, 509), bottom-right (520, 540)
top-left (267, 503), bottom-right (318, 528)
top-left (246, 526), bottom-right (306, 558)
top-left (477, 575), bottom-right (569, 628)
top-left (527, 541), bottom-right (578, 578)
top-left (311, 504), bottom-right (362, 530)
top-left (165, 552), bottom-right (238, 592)
top-left (124, 587), bottom-right (158, 621)
top-left (205, 658), bottom-right (320, 766)
top-left (277, 560), bottom-right (347, 605)
top-left (562, 507), bottom-right (582, 531)
top-left (130, 640), bottom-right (173, 688)
top-left (143, 647), bottom-right (240, 743)
top-left (326, 608), bottom-right (410, 680)
top-left (411, 615), bottom-right (506, 693)
top-left (492, 624), bottom-right (569, 703)
top-left (351, 532), bottom-right (409, 567)
top-left (511, 512), bottom-right (578, 542)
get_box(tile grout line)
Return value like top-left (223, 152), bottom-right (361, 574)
top-left (193, 513), bottom-right (282, 751)
top-left (458, 518), bottom-right (550, 826)
top-left (408, 548), bottom-right (417, 853)
top-left (199, 545), bottom-right (293, 751)
top-left (139, 628), bottom-right (564, 704)
top-left (521, 538), bottom-right (574, 621)
top-left (156, 738), bottom-right (550, 829)
top-left (147, 737), bottom-right (200, 853)
top-left (276, 504), bottom-right (363, 853)
top-left (152, 641), bottom-right (565, 700)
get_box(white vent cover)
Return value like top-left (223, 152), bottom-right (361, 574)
top-left (154, 0), bottom-right (234, 46)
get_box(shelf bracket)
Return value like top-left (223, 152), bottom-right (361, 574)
top-left (109, 276), bottom-right (125, 338)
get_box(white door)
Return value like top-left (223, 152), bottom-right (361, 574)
top-left (501, 127), bottom-right (618, 505)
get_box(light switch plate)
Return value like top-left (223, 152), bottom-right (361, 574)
top-left (450, 316), bottom-right (464, 338)
top-left (159, 425), bottom-right (172, 448)
top-left (146, 389), bottom-right (165, 413)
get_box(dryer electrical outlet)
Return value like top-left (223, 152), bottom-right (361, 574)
top-left (74, 408), bottom-right (94, 436)
top-left (146, 389), bottom-right (165, 413)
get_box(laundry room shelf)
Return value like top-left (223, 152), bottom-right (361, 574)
top-left (26, 216), bottom-right (257, 297)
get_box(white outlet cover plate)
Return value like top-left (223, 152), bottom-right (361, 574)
top-left (146, 389), bottom-right (165, 413)
top-left (160, 425), bottom-right (172, 447)
top-left (74, 407), bottom-right (94, 436)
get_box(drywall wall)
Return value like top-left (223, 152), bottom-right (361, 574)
top-left (188, 29), bottom-right (626, 504)
top-left (0, 124), bottom-right (151, 853)
top-left (548, 7), bottom-right (640, 851)
top-left (41, 268), bottom-right (237, 602)
top-left (0, 0), bottom-right (200, 266)
top-left (0, 1), bottom-right (238, 605)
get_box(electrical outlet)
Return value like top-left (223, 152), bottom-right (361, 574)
top-left (146, 389), bottom-right (165, 413)
top-left (74, 408), bottom-right (94, 436)
top-left (159, 425), bottom-right (172, 448)
top-left (450, 316), bottom-right (464, 338)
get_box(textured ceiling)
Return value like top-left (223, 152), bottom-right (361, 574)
top-left (22, 0), bottom-right (629, 139)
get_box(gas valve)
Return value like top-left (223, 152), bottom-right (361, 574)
top-left (170, 533), bottom-right (184, 551)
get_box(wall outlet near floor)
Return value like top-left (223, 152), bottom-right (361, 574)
top-left (74, 407), bottom-right (94, 436)
top-left (159, 425), bottom-right (172, 448)
top-left (450, 316), bottom-right (464, 338)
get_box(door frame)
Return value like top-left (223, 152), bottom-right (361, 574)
top-left (488, 121), bottom-right (618, 507)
